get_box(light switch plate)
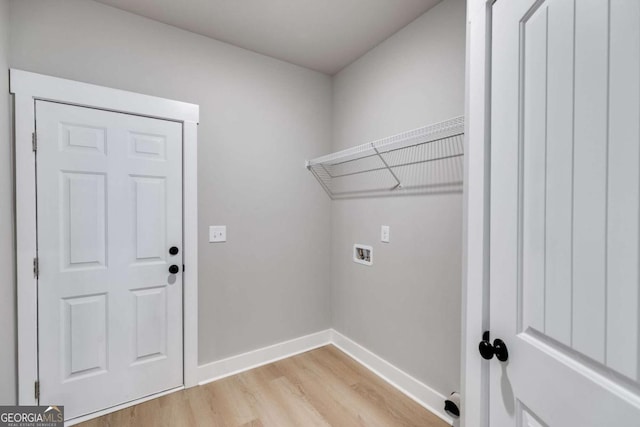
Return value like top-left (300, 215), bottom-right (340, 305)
top-left (209, 225), bottom-right (227, 243)
top-left (381, 225), bottom-right (390, 243)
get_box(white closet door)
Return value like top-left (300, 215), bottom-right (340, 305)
top-left (490, 0), bottom-right (640, 425)
top-left (36, 101), bottom-right (183, 419)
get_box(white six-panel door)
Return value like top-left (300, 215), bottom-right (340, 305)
top-left (490, 0), bottom-right (640, 425)
top-left (36, 101), bottom-right (183, 419)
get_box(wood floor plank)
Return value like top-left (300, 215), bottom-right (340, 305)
top-left (184, 384), bottom-right (227, 427)
top-left (272, 357), bottom-right (369, 427)
top-left (287, 351), bottom-right (392, 427)
top-left (320, 346), bottom-right (446, 426)
top-left (303, 349), bottom-right (434, 427)
top-left (269, 376), bottom-right (331, 427)
top-left (216, 376), bottom-right (262, 425)
top-left (76, 345), bottom-right (451, 427)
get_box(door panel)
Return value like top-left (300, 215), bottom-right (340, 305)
top-left (606, 0), bottom-right (640, 380)
top-left (63, 172), bottom-right (107, 268)
top-left (130, 131), bottom-right (166, 160)
top-left (62, 294), bottom-right (108, 379)
top-left (543, 0), bottom-right (573, 346)
top-left (36, 101), bottom-right (183, 419)
top-left (491, 0), bottom-right (640, 425)
top-left (521, 4), bottom-right (547, 333)
top-left (132, 286), bottom-right (168, 363)
top-left (571, 0), bottom-right (608, 363)
top-left (132, 176), bottom-right (167, 262)
top-left (60, 123), bottom-right (106, 154)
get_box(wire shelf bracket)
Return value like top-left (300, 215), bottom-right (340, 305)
top-left (306, 116), bottom-right (465, 199)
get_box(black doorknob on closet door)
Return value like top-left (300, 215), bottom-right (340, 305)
top-left (169, 246), bottom-right (179, 255)
top-left (479, 331), bottom-right (495, 360)
top-left (168, 265), bottom-right (180, 274)
top-left (493, 339), bottom-right (509, 362)
top-left (478, 331), bottom-right (509, 362)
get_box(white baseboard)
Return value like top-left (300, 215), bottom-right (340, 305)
top-left (67, 329), bottom-right (455, 425)
top-left (330, 330), bottom-right (455, 426)
top-left (197, 328), bottom-right (455, 426)
top-left (197, 329), bottom-right (332, 385)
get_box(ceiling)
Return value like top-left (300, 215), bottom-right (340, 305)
top-left (94, 0), bottom-right (442, 75)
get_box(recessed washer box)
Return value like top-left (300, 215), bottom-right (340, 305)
top-left (353, 244), bottom-right (373, 266)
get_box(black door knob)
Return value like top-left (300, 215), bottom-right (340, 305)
top-left (478, 331), bottom-right (509, 362)
top-left (169, 246), bottom-right (179, 255)
top-left (479, 339), bottom-right (494, 360)
top-left (493, 339), bottom-right (509, 362)
top-left (168, 265), bottom-right (180, 274)
top-left (479, 331), bottom-right (494, 360)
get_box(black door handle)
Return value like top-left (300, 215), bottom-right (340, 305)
top-left (168, 265), bottom-right (180, 274)
top-left (478, 331), bottom-right (509, 362)
top-left (479, 331), bottom-right (495, 360)
top-left (169, 246), bottom-right (179, 255)
top-left (493, 339), bottom-right (509, 362)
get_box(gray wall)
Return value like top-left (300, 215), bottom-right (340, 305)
top-left (5, 0), bottom-right (332, 391)
top-left (2, 0), bottom-right (465, 405)
top-left (331, 0), bottom-right (465, 395)
top-left (0, 0), bottom-right (16, 405)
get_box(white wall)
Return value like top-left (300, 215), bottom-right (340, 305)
top-left (4, 0), bottom-right (332, 400)
top-left (0, 0), bottom-right (16, 405)
top-left (331, 0), bottom-right (466, 396)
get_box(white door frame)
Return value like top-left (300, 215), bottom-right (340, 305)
top-left (461, 1), bottom-right (492, 427)
top-left (10, 69), bottom-right (200, 406)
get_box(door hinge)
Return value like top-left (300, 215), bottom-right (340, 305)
top-left (34, 381), bottom-right (40, 400)
top-left (183, 264), bottom-right (185, 272)
top-left (33, 257), bottom-right (39, 279)
top-left (32, 132), bottom-right (37, 152)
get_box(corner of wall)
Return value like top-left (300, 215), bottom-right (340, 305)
top-left (0, 0), bottom-right (17, 406)
top-left (323, 0), bottom-right (466, 400)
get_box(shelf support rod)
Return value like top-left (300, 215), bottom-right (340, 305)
top-left (371, 143), bottom-right (402, 190)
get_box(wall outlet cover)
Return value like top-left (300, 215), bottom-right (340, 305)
top-left (209, 225), bottom-right (227, 243)
top-left (381, 225), bottom-right (390, 243)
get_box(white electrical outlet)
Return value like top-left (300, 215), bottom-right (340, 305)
top-left (381, 225), bottom-right (390, 243)
top-left (209, 225), bottom-right (227, 243)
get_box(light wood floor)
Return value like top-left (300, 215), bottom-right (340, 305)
top-left (77, 345), bottom-right (450, 427)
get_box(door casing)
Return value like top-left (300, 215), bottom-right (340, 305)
top-left (10, 69), bottom-right (200, 407)
top-left (462, 1), bottom-right (494, 427)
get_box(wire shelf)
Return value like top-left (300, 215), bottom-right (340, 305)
top-left (306, 116), bottom-right (464, 199)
